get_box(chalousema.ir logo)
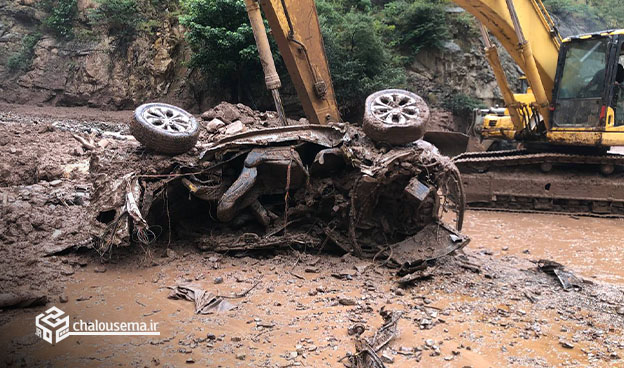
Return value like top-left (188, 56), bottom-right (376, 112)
top-left (35, 306), bottom-right (70, 344)
top-left (35, 305), bottom-right (160, 344)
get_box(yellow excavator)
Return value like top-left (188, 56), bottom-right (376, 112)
top-left (244, 0), bottom-right (624, 216)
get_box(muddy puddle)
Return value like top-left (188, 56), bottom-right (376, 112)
top-left (2, 105), bottom-right (624, 367)
top-left (464, 211), bottom-right (624, 285)
top-left (3, 209), bottom-right (624, 367)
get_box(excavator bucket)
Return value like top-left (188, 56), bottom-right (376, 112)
top-left (423, 131), bottom-right (470, 158)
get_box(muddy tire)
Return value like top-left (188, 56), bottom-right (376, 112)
top-left (362, 89), bottom-right (429, 145)
top-left (131, 103), bottom-right (199, 155)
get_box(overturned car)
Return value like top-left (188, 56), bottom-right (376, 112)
top-left (92, 94), bottom-right (468, 270)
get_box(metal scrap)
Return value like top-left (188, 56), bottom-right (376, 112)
top-left (389, 222), bottom-right (469, 274)
top-left (347, 308), bottom-right (403, 368)
top-left (91, 123), bottom-right (469, 266)
top-left (168, 284), bottom-right (235, 314)
top-left (538, 259), bottom-right (584, 291)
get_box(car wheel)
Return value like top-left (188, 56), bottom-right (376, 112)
top-left (131, 103), bottom-right (199, 155)
top-left (362, 89), bottom-right (429, 145)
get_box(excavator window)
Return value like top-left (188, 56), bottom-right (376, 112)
top-left (553, 39), bottom-right (608, 127)
top-left (615, 54), bottom-right (624, 126)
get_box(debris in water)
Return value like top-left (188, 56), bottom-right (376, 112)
top-left (347, 307), bottom-right (402, 368)
top-left (168, 284), bottom-right (235, 314)
top-left (538, 260), bottom-right (583, 291)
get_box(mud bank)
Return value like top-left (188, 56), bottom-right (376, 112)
top-left (1, 104), bottom-right (624, 367)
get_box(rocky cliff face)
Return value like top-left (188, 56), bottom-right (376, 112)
top-left (0, 0), bottom-right (218, 112)
top-left (0, 2), bottom-right (526, 115)
top-left (406, 37), bottom-right (521, 109)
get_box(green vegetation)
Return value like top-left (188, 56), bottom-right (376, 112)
top-left (179, 0), bottom-right (264, 101)
top-left (442, 93), bottom-right (485, 117)
top-left (40, 0), bottom-right (78, 40)
top-left (7, 33), bottom-right (42, 73)
top-left (317, 1), bottom-right (405, 116)
top-left (178, 0), bottom-right (406, 115)
top-left (381, 0), bottom-right (450, 57)
top-left (89, 0), bottom-right (144, 50)
top-left (542, 0), bottom-right (624, 28)
top-left (588, 0), bottom-right (624, 28)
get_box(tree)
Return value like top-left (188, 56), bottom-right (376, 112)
top-left (179, 0), bottom-right (266, 102)
top-left (89, 0), bottom-right (144, 51)
top-left (589, 0), bottom-right (624, 28)
top-left (381, 0), bottom-right (450, 57)
top-left (317, 1), bottom-right (405, 118)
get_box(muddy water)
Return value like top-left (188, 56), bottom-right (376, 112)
top-left (1, 211), bottom-right (624, 367)
top-left (464, 211), bottom-right (624, 284)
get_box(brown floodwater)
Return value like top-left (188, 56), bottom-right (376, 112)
top-left (1, 210), bottom-right (623, 367)
top-left (464, 211), bottom-right (624, 285)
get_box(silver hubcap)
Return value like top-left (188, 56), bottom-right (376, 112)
top-left (143, 105), bottom-right (192, 133)
top-left (371, 92), bottom-right (420, 125)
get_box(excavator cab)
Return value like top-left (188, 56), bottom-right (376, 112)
top-left (547, 31), bottom-right (624, 146)
top-left (551, 33), bottom-right (624, 129)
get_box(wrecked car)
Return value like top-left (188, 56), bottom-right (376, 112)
top-left (92, 97), bottom-right (468, 270)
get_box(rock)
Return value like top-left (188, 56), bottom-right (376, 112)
top-left (212, 103), bottom-right (241, 123)
top-left (617, 306), bottom-right (624, 315)
top-left (224, 121), bottom-right (244, 135)
top-left (381, 352), bottom-right (394, 363)
top-left (288, 351), bottom-right (298, 359)
top-left (201, 110), bottom-right (216, 121)
top-left (94, 266), bottom-right (106, 273)
top-left (205, 119), bottom-right (225, 133)
top-left (425, 339), bottom-right (435, 347)
top-left (60, 267), bottom-right (74, 276)
top-left (59, 295), bottom-right (68, 303)
top-left (560, 340), bottom-right (574, 349)
top-left (231, 336), bottom-right (241, 342)
top-left (185, 357), bottom-right (194, 364)
top-left (442, 41), bottom-right (462, 53)
top-left (166, 248), bottom-right (176, 259)
top-left (51, 229), bottom-right (63, 240)
top-left (338, 297), bottom-right (356, 306)
top-left (236, 353), bottom-right (246, 360)
top-left (398, 346), bottom-right (412, 355)
top-left (214, 276), bottom-right (223, 284)
top-left (49, 179), bottom-right (62, 187)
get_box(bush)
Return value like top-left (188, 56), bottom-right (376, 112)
top-left (588, 0), bottom-right (624, 28)
top-left (179, 0), bottom-right (266, 101)
top-left (317, 1), bottom-right (405, 117)
top-left (381, 0), bottom-right (450, 58)
top-left (7, 33), bottom-right (42, 73)
top-left (442, 93), bottom-right (485, 117)
top-left (89, 0), bottom-right (144, 50)
top-left (40, 0), bottom-right (78, 40)
top-left (179, 0), bottom-right (404, 115)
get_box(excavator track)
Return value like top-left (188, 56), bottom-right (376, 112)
top-left (453, 150), bottom-right (624, 216)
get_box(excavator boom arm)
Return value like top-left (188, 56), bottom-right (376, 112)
top-left (257, 0), bottom-right (341, 125)
top-left (254, 0), bottom-right (561, 127)
top-left (456, 0), bottom-right (560, 100)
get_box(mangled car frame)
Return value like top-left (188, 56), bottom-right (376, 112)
top-left (93, 98), bottom-right (468, 269)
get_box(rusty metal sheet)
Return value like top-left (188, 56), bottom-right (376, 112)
top-left (389, 222), bottom-right (469, 271)
top-left (199, 125), bottom-right (345, 161)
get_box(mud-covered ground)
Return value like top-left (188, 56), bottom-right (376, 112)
top-left (1, 104), bottom-right (624, 367)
